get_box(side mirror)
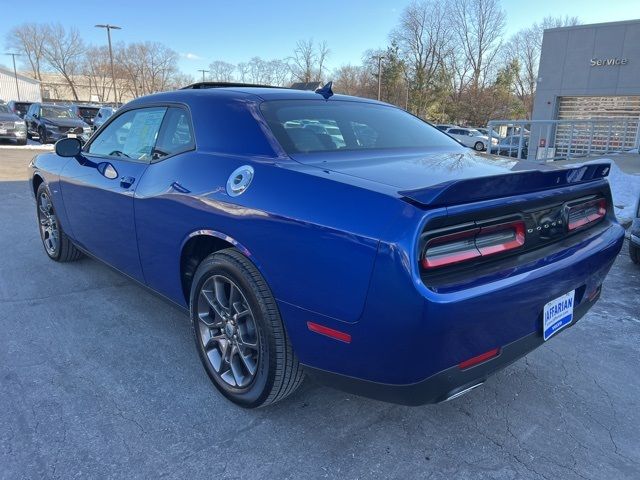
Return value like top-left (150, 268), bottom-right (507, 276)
top-left (55, 137), bottom-right (82, 157)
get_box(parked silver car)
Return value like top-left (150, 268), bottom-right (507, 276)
top-left (445, 127), bottom-right (497, 151)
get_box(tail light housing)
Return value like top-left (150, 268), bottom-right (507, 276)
top-left (566, 198), bottom-right (606, 231)
top-left (422, 220), bottom-right (525, 270)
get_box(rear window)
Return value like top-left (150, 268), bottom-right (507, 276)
top-left (79, 107), bottom-right (99, 117)
top-left (261, 100), bottom-right (459, 154)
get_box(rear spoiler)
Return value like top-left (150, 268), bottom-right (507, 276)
top-left (398, 162), bottom-right (611, 208)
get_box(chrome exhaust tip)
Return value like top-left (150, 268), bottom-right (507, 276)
top-left (443, 381), bottom-right (484, 402)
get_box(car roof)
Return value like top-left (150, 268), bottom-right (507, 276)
top-left (126, 85), bottom-right (390, 107)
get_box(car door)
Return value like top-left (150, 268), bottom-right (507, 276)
top-left (26, 103), bottom-right (38, 135)
top-left (59, 106), bottom-right (167, 281)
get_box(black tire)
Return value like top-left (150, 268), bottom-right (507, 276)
top-left (26, 130), bottom-right (32, 140)
top-left (631, 243), bottom-right (640, 265)
top-left (36, 183), bottom-right (83, 262)
top-left (38, 127), bottom-right (47, 144)
top-left (16, 138), bottom-right (27, 146)
top-left (474, 141), bottom-right (484, 151)
top-left (190, 248), bottom-right (304, 408)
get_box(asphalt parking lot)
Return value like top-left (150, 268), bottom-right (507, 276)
top-left (1, 148), bottom-right (639, 480)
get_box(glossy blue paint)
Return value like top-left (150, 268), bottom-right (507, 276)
top-left (29, 86), bottom-right (625, 390)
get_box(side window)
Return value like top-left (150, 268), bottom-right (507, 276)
top-left (152, 107), bottom-right (195, 160)
top-left (87, 107), bottom-right (166, 161)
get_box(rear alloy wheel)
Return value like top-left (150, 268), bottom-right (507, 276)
top-left (474, 141), bottom-right (484, 151)
top-left (191, 249), bottom-right (304, 408)
top-left (36, 183), bottom-right (82, 262)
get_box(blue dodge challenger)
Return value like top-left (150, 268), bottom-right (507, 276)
top-left (29, 83), bottom-right (624, 407)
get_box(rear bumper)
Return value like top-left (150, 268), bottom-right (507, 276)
top-left (284, 222), bottom-right (623, 395)
top-left (305, 290), bottom-right (599, 406)
top-left (0, 131), bottom-right (26, 140)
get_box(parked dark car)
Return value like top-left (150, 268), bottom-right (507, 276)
top-left (25, 103), bottom-right (91, 144)
top-left (6, 100), bottom-right (33, 119)
top-left (92, 106), bottom-right (116, 131)
top-left (491, 134), bottom-right (529, 159)
top-left (69, 104), bottom-right (100, 126)
top-left (29, 83), bottom-right (624, 408)
top-left (630, 195), bottom-right (640, 264)
top-left (0, 103), bottom-right (27, 145)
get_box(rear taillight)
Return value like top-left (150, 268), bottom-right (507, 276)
top-left (567, 198), bottom-right (606, 231)
top-left (422, 220), bottom-right (525, 269)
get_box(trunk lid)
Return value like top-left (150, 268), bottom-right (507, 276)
top-left (290, 148), bottom-right (611, 207)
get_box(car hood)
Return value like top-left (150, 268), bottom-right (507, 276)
top-left (43, 118), bottom-right (87, 128)
top-left (290, 148), bottom-right (611, 207)
top-left (0, 112), bottom-right (21, 122)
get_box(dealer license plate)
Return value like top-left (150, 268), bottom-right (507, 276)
top-left (543, 290), bottom-right (575, 341)
top-left (67, 133), bottom-right (77, 138)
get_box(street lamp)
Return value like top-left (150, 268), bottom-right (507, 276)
top-left (374, 55), bottom-right (385, 101)
top-left (95, 24), bottom-right (121, 106)
top-left (4, 52), bottom-right (22, 100)
top-left (197, 69), bottom-right (210, 82)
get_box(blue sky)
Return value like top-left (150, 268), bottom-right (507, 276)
top-left (2, 0), bottom-right (638, 77)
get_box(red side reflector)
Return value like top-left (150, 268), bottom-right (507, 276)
top-left (307, 322), bottom-right (351, 343)
top-left (458, 348), bottom-right (500, 370)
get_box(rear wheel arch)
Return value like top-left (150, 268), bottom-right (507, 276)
top-left (179, 231), bottom-right (258, 305)
top-left (32, 174), bottom-right (45, 197)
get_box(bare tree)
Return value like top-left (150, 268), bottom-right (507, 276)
top-left (316, 41), bottom-right (330, 82)
top-left (332, 64), bottom-right (372, 97)
top-left (82, 45), bottom-right (113, 102)
top-left (116, 41), bottom-right (179, 97)
top-left (6, 23), bottom-right (48, 81)
top-left (41, 23), bottom-right (85, 100)
top-left (290, 39), bottom-right (329, 83)
top-left (391, 0), bottom-right (452, 117)
top-left (450, 0), bottom-right (506, 91)
top-left (209, 60), bottom-right (236, 82)
top-left (505, 15), bottom-right (580, 117)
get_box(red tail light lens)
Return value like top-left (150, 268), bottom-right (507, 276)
top-left (422, 221), bottom-right (525, 270)
top-left (567, 198), bottom-right (606, 231)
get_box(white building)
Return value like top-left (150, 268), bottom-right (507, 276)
top-left (0, 66), bottom-right (42, 103)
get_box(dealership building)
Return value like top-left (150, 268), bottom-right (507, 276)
top-left (531, 19), bottom-right (640, 155)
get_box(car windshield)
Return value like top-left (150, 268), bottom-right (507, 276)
top-left (261, 100), bottom-right (460, 155)
top-left (0, 105), bottom-right (9, 113)
top-left (41, 107), bottom-right (73, 119)
top-left (468, 129), bottom-right (482, 136)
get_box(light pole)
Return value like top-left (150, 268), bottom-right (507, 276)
top-left (4, 52), bottom-right (22, 100)
top-left (95, 24), bottom-right (121, 105)
top-left (197, 69), bottom-right (210, 82)
top-left (375, 55), bottom-right (385, 101)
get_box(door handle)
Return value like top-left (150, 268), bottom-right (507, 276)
top-left (120, 176), bottom-right (135, 189)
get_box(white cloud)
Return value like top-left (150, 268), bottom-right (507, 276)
top-left (181, 52), bottom-right (202, 61)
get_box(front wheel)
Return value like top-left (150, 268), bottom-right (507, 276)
top-left (190, 249), bottom-right (304, 408)
top-left (36, 183), bottom-right (83, 262)
top-left (474, 141), bottom-right (485, 151)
